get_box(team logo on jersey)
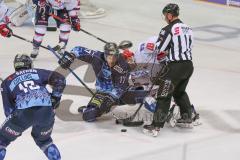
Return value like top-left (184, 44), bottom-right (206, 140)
top-left (146, 43), bottom-right (155, 51)
top-left (113, 65), bottom-right (124, 73)
top-left (174, 27), bottom-right (180, 35)
top-left (140, 43), bottom-right (145, 52)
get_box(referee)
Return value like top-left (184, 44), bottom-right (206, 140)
top-left (143, 3), bottom-right (194, 136)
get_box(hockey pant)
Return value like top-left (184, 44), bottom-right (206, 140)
top-left (0, 106), bottom-right (61, 160)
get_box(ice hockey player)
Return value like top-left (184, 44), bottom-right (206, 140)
top-left (0, 0), bottom-right (12, 38)
top-left (58, 42), bottom-right (152, 122)
top-left (0, 54), bottom-right (66, 160)
top-left (31, 0), bottom-right (81, 59)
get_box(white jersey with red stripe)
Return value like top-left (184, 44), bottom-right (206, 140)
top-left (47, 0), bottom-right (78, 11)
top-left (130, 36), bottom-right (162, 85)
top-left (134, 36), bottom-right (159, 64)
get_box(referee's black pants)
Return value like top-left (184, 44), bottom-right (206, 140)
top-left (153, 60), bottom-right (194, 128)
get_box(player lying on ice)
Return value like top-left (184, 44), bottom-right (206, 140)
top-left (0, 54), bottom-right (65, 160)
top-left (57, 42), bottom-right (157, 122)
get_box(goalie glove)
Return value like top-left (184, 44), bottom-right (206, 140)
top-left (0, 23), bottom-right (12, 37)
top-left (58, 51), bottom-right (76, 69)
top-left (157, 50), bottom-right (168, 62)
top-left (70, 16), bottom-right (80, 31)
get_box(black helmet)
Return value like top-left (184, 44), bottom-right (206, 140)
top-left (14, 54), bottom-right (32, 71)
top-left (104, 42), bottom-right (119, 57)
top-left (162, 3), bottom-right (179, 16)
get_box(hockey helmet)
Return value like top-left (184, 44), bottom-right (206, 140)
top-left (162, 3), bottom-right (179, 16)
top-left (14, 54), bottom-right (33, 71)
top-left (104, 42), bottom-right (119, 57)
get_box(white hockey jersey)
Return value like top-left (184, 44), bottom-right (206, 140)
top-left (130, 36), bottom-right (163, 85)
top-left (134, 36), bottom-right (159, 64)
top-left (0, 0), bottom-right (8, 23)
top-left (47, 0), bottom-right (78, 11)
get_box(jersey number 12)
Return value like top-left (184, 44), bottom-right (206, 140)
top-left (19, 80), bottom-right (40, 93)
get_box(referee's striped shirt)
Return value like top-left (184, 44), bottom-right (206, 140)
top-left (157, 19), bottom-right (193, 62)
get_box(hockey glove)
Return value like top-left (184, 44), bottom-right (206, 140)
top-left (0, 23), bottom-right (12, 38)
top-left (122, 49), bottom-right (134, 60)
top-left (70, 16), bottom-right (80, 31)
top-left (157, 50), bottom-right (167, 62)
top-left (58, 51), bottom-right (76, 69)
top-left (51, 95), bottom-right (61, 109)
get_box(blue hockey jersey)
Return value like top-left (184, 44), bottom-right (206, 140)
top-left (1, 68), bottom-right (66, 117)
top-left (71, 46), bottom-right (131, 99)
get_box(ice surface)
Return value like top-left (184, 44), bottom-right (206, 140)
top-left (0, 0), bottom-right (240, 159)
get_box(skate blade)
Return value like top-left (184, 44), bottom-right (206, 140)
top-left (143, 128), bottom-right (159, 137)
top-left (193, 120), bottom-right (202, 126)
top-left (176, 123), bottom-right (194, 129)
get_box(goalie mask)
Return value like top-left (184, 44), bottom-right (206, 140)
top-left (14, 54), bottom-right (33, 71)
top-left (104, 42), bottom-right (119, 67)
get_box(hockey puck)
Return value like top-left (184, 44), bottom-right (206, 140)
top-left (121, 129), bottom-right (127, 132)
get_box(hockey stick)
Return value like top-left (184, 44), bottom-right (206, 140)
top-left (116, 63), bottom-right (175, 127)
top-left (12, 34), bottom-right (49, 50)
top-left (115, 84), bottom-right (155, 127)
top-left (12, 34), bottom-right (128, 118)
top-left (47, 46), bottom-right (130, 121)
top-left (49, 14), bottom-right (133, 49)
top-left (47, 45), bottom-right (95, 95)
top-left (11, 33), bottom-right (95, 95)
top-left (49, 13), bottom-right (108, 43)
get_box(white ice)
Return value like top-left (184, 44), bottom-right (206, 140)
top-left (0, 0), bottom-right (240, 160)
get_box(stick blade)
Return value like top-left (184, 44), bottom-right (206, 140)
top-left (123, 120), bottom-right (144, 127)
top-left (116, 118), bottom-right (144, 127)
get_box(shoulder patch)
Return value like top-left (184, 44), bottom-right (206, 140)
top-left (113, 65), bottom-right (124, 73)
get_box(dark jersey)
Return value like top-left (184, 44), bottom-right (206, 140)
top-left (1, 68), bottom-right (66, 117)
top-left (71, 46), bottom-right (131, 99)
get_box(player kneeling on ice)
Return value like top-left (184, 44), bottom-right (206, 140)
top-left (0, 54), bottom-right (66, 160)
top-left (58, 42), bottom-right (151, 122)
